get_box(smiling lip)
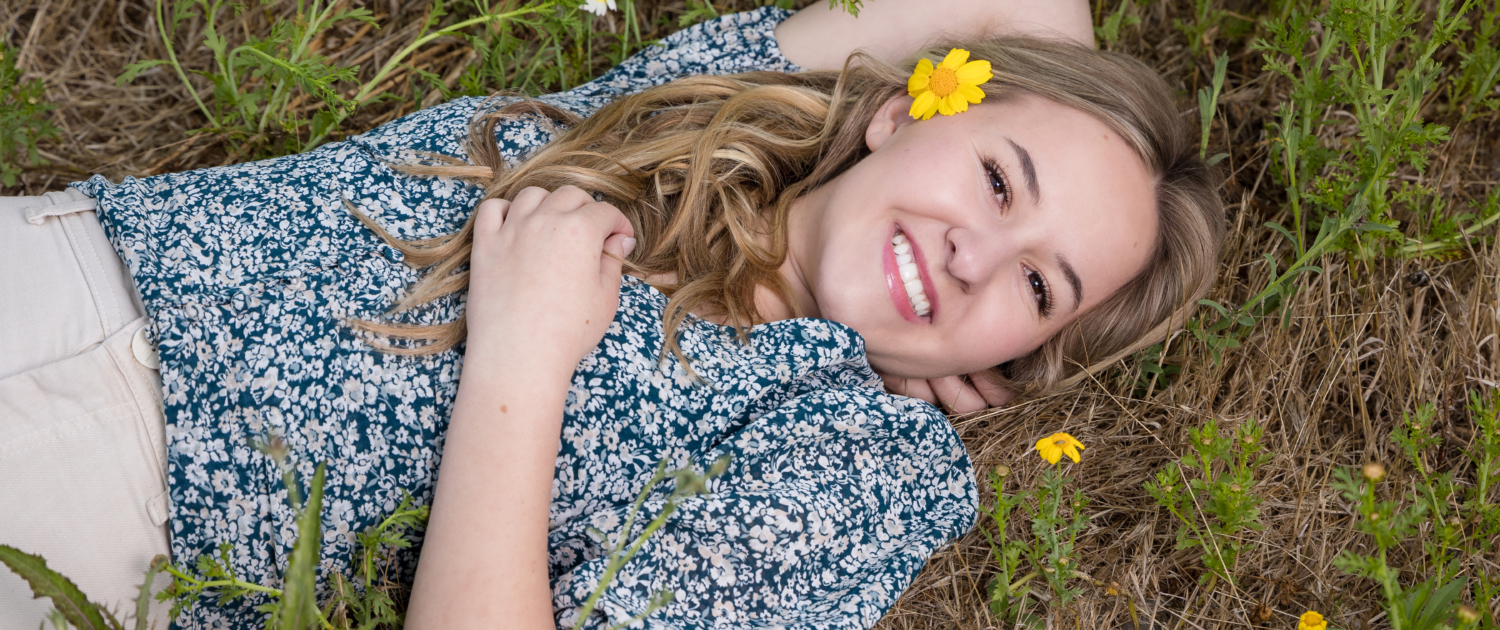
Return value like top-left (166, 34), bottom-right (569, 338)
top-left (883, 224), bottom-right (939, 325)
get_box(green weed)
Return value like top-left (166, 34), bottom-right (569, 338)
top-left (1192, 0), bottom-right (1481, 365)
top-left (981, 466), bottom-right (1042, 628)
top-left (1094, 0), bottom-right (1142, 50)
top-left (981, 437), bottom-right (1090, 626)
top-left (1331, 390), bottom-right (1500, 630)
top-left (1144, 418), bottom-right (1269, 592)
top-left (2, 445), bottom-right (730, 629)
top-left (1450, 2), bottom-right (1500, 121)
top-left (119, 0), bottom-right (558, 158)
top-left (0, 42), bottom-right (58, 189)
top-left (454, 0), bottom-right (646, 98)
top-left (1197, 52), bottom-right (1228, 163)
top-left (570, 455), bottom-right (730, 630)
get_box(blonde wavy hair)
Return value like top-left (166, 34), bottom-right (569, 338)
top-left (353, 35), bottom-right (1225, 396)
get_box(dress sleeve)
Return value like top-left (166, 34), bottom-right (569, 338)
top-left (551, 389), bottom-right (978, 630)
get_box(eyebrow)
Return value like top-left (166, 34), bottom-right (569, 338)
top-left (1057, 254), bottom-right (1083, 312)
top-left (1007, 138), bottom-right (1040, 205)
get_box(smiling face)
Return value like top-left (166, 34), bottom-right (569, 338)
top-left (779, 92), bottom-right (1159, 379)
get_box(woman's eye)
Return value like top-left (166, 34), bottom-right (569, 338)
top-left (984, 159), bottom-right (1010, 206)
top-left (1027, 268), bottom-right (1053, 317)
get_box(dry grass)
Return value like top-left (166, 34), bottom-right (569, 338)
top-left (4, 0), bottom-right (1498, 628)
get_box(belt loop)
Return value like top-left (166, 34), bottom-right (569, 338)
top-left (24, 196), bottom-right (99, 225)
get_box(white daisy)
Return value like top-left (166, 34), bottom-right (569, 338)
top-left (580, 0), bottom-right (616, 16)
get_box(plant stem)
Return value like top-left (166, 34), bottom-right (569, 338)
top-left (154, 0), bottom-right (219, 128)
top-left (303, 3), bottom-right (550, 149)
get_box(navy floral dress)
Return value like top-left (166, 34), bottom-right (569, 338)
top-left (71, 8), bottom-right (978, 629)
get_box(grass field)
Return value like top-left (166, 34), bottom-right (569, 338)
top-left (2, 0), bottom-right (1498, 628)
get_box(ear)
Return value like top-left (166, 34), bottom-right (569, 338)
top-left (865, 93), bottom-right (916, 152)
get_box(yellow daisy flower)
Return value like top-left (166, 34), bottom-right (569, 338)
top-left (907, 48), bottom-right (993, 120)
top-left (1035, 433), bottom-right (1085, 465)
top-left (1298, 611), bottom-right (1327, 630)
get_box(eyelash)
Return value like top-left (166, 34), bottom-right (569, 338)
top-left (982, 157), bottom-right (1012, 209)
top-left (984, 157), bottom-right (1054, 318)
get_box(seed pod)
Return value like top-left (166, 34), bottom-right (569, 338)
top-left (1457, 605), bottom-right (1479, 624)
top-left (1362, 462), bottom-right (1387, 483)
top-left (994, 465), bottom-right (1011, 478)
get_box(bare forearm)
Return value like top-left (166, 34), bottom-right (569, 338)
top-left (405, 351), bottom-right (569, 630)
top-left (776, 0), bottom-right (1094, 71)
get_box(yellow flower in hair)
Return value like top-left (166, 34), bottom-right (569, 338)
top-left (907, 48), bottom-right (993, 120)
top-left (1298, 611), bottom-right (1327, 630)
top-left (1035, 433), bottom-right (1085, 465)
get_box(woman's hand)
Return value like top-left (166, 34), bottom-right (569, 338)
top-left (879, 370), bottom-right (1015, 414)
top-left (464, 186), bottom-right (636, 377)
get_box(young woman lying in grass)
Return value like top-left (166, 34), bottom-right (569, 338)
top-left (0, 0), bottom-right (1223, 627)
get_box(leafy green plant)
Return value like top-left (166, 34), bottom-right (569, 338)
top-left (455, 0), bottom-right (642, 98)
top-left (980, 437), bottom-right (1090, 626)
top-left (157, 456), bottom-right (335, 629)
top-left (0, 544), bottom-right (166, 630)
top-left (1197, 52), bottom-right (1229, 163)
top-left (119, 0), bottom-right (554, 158)
top-left (1450, 1), bottom-right (1500, 121)
top-left (1191, 0), bottom-right (1480, 366)
top-left (1145, 418), bottom-right (1269, 592)
top-left (1126, 342), bottom-right (1183, 398)
top-left (1174, 0), bottom-right (1231, 54)
top-left (981, 466), bottom-right (1042, 629)
top-left (1331, 390), bottom-right (1500, 630)
top-left (0, 42), bottom-right (58, 189)
top-left (1027, 436), bottom-right (1089, 610)
top-left (1095, 0), bottom-right (1141, 50)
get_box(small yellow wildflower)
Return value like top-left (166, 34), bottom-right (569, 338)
top-left (907, 48), bottom-right (993, 120)
top-left (1298, 610), bottom-right (1327, 630)
top-left (1035, 433), bottom-right (1084, 465)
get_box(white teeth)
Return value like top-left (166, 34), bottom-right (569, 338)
top-left (891, 231), bottom-right (930, 318)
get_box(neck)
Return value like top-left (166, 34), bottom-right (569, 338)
top-left (773, 187), bottom-right (826, 322)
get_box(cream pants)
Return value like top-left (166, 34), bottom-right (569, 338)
top-left (0, 189), bottom-right (172, 629)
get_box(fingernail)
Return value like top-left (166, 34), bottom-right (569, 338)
top-left (621, 237), bottom-right (637, 258)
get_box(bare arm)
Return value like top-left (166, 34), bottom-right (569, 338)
top-left (774, 0), bottom-right (1094, 71)
top-left (405, 191), bottom-right (636, 629)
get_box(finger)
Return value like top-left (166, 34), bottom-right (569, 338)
top-left (880, 372), bottom-right (939, 406)
top-left (903, 378), bottom-right (938, 405)
top-left (575, 200), bottom-right (636, 240)
top-left (600, 233), bottom-right (635, 277)
top-left (968, 370), bottom-right (1016, 407)
top-left (535, 185), bottom-right (598, 216)
top-left (506, 186), bottom-right (552, 220)
top-left (473, 198), bottom-right (508, 238)
top-left (930, 375), bottom-right (986, 414)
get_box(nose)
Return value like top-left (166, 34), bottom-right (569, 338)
top-left (944, 225), bottom-right (1024, 293)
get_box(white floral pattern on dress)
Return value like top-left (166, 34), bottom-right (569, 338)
top-left (71, 8), bottom-right (978, 629)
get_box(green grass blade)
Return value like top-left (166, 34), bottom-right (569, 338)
top-left (278, 463), bottom-right (327, 630)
